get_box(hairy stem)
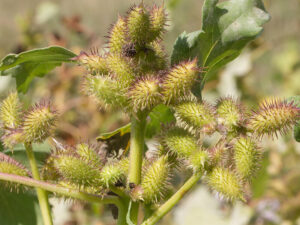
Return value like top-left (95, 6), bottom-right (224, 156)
top-left (0, 172), bottom-right (121, 205)
top-left (142, 173), bottom-right (202, 225)
top-left (25, 143), bottom-right (53, 225)
top-left (128, 113), bottom-right (147, 224)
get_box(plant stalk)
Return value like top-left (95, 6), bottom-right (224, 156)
top-left (142, 173), bottom-right (202, 225)
top-left (25, 143), bottom-right (53, 225)
top-left (0, 172), bottom-right (121, 205)
top-left (128, 113), bottom-right (147, 224)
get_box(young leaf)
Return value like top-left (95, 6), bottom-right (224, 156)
top-left (0, 46), bottom-right (76, 93)
top-left (171, 0), bottom-right (270, 91)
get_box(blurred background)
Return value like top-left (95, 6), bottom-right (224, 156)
top-left (0, 0), bottom-right (299, 224)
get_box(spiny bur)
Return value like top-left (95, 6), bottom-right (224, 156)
top-left (189, 149), bottom-right (209, 172)
top-left (109, 16), bottom-right (127, 54)
top-left (127, 5), bottom-right (151, 45)
top-left (248, 98), bottom-right (299, 138)
top-left (128, 76), bottom-right (162, 112)
top-left (207, 167), bottom-right (244, 201)
top-left (0, 152), bottom-right (29, 177)
top-left (22, 102), bottom-right (58, 143)
top-left (75, 51), bottom-right (109, 75)
top-left (83, 75), bottom-right (127, 109)
top-left (76, 143), bottom-right (102, 166)
top-left (1, 129), bottom-right (23, 150)
top-left (233, 137), bottom-right (261, 180)
top-left (141, 156), bottom-right (171, 203)
top-left (149, 5), bottom-right (167, 41)
top-left (106, 54), bottom-right (135, 86)
top-left (100, 161), bottom-right (127, 187)
top-left (173, 100), bottom-right (216, 134)
top-left (162, 59), bottom-right (200, 104)
top-left (52, 149), bottom-right (101, 188)
top-left (216, 97), bottom-right (244, 134)
top-left (0, 92), bottom-right (22, 129)
top-left (162, 127), bottom-right (199, 158)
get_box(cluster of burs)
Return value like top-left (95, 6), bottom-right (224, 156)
top-left (0, 4), bottom-right (299, 204)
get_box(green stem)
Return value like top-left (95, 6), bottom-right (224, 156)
top-left (25, 143), bottom-right (53, 225)
top-left (128, 113), bottom-right (147, 224)
top-left (0, 172), bottom-right (121, 205)
top-left (142, 173), bottom-right (202, 225)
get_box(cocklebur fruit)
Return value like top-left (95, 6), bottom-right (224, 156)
top-left (173, 100), bottom-right (216, 134)
top-left (149, 5), bottom-right (167, 41)
top-left (189, 149), bottom-right (209, 172)
top-left (53, 153), bottom-right (101, 188)
top-left (109, 16), bottom-right (128, 54)
top-left (82, 75), bottom-right (127, 109)
top-left (0, 92), bottom-right (22, 129)
top-left (162, 59), bottom-right (200, 104)
top-left (233, 137), bottom-right (261, 180)
top-left (106, 53), bottom-right (135, 86)
top-left (0, 152), bottom-right (29, 177)
top-left (207, 167), bottom-right (244, 201)
top-left (22, 101), bottom-right (58, 143)
top-left (141, 156), bottom-right (171, 203)
top-left (248, 98), bottom-right (299, 138)
top-left (127, 5), bottom-right (151, 45)
top-left (162, 127), bottom-right (198, 158)
top-left (76, 143), bottom-right (102, 165)
top-left (1, 129), bottom-right (23, 150)
top-left (75, 51), bottom-right (109, 75)
top-left (128, 76), bottom-right (162, 112)
top-left (216, 97), bottom-right (244, 134)
top-left (100, 161), bottom-right (126, 187)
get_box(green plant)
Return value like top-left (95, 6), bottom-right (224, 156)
top-left (0, 1), bottom-right (299, 225)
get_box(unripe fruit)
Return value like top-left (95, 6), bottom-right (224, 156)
top-left (0, 152), bottom-right (29, 177)
top-left (75, 51), bottom-right (109, 75)
top-left (189, 149), bottom-right (209, 172)
top-left (22, 102), bottom-right (58, 143)
top-left (83, 75), bottom-right (127, 109)
top-left (174, 100), bottom-right (216, 134)
top-left (162, 59), bottom-right (200, 104)
top-left (54, 154), bottom-right (101, 188)
top-left (128, 76), bottom-right (162, 112)
top-left (127, 5), bottom-right (151, 45)
top-left (149, 5), bottom-right (167, 41)
top-left (1, 129), bottom-right (23, 150)
top-left (248, 98), bottom-right (299, 138)
top-left (234, 137), bottom-right (261, 180)
top-left (207, 167), bottom-right (244, 201)
top-left (0, 92), bottom-right (22, 129)
top-left (107, 54), bottom-right (135, 86)
top-left (109, 16), bottom-right (128, 54)
top-left (100, 161), bottom-right (126, 187)
top-left (141, 156), bottom-right (171, 203)
top-left (76, 143), bottom-right (102, 166)
top-left (216, 97), bottom-right (244, 133)
top-left (162, 127), bottom-right (199, 158)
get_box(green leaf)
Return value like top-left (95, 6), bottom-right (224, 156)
top-left (0, 189), bottom-right (42, 225)
top-left (145, 104), bottom-right (175, 138)
top-left (0, 46), bottom-right (76, 93)
top-left (171, 0), bottom-right (270, 90)
top-left (287, 96), bottom-right (300, 142)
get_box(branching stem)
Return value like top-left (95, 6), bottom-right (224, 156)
top-left (142, 173), bottom-right (202, 225)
